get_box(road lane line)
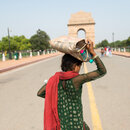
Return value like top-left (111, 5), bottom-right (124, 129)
top-left (83, 62), bottom-right (103, 130)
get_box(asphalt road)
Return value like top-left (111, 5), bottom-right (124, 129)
top-left (0, 54), bottom-right (130, 130)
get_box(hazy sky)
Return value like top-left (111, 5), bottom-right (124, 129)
top-left (0, 0), bottom-right (130, 43)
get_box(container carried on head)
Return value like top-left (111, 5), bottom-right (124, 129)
top-left (49, 35), bottom-right (92, 62)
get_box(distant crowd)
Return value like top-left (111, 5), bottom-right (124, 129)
top-left (100, 47), bottom-right (112, 57)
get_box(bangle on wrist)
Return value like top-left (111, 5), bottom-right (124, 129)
top-left (93, 55), bottom-right (98, 60)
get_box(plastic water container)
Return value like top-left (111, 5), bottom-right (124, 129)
top-left (80, 49), bottom-right (94, 63)
top-left (80, 49), bottom-right (87, 61)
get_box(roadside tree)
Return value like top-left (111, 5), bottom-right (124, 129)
top-left (30, 29), bottom-right (50, 51)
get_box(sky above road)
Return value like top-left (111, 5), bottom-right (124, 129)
top-left (0, 0), bottom-right (130, 44)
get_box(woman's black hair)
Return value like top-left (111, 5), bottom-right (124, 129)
top-left (61, 54), bottom-right (83, 72)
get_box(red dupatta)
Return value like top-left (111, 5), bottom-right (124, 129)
top-left (44, 71), bottom-right (79, 130)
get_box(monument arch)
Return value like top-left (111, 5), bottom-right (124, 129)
top-left (77, 28), bottom-right (86, 34)
top-left (67, 11), bottom-right (95, 44)
top-left (77, 28), bottom-right (86, 39)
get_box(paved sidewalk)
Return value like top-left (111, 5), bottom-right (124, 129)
top-left (0, 52), bottom-right (61, 73)
top-left (112, 51), bottom-right (130, 58)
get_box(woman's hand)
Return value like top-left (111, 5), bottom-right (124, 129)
top-left (85, 39), bottom-right (96, 57)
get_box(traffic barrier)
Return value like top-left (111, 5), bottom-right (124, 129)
top-left (19, 52), bottom-right (22, 59)
top-left (2, 53), bottom-right (6, 61)
top-left (0, 49), bottom-right (57, 61)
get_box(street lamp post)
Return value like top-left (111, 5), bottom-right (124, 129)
top-left (112, 32), bottom-right (115, 50)
top-left (8, 28), bottom-right (12, 59)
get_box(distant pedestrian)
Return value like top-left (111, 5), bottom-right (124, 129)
top-left (37, 40), bottom-right (107, 130)
top-left (106, 47), bottom-right (109, 56)
top-left (104, 47), bottom-right (107, 56)
top-left (108, 47), bottom-right (112, 57)
top-left (101, 47), bottom-right (105, 57)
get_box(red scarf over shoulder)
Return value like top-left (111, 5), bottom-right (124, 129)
top-left (44, 71), bottom-right (79, 130)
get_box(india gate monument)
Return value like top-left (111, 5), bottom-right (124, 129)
top-left (67, 11), bottom-right (95, 45)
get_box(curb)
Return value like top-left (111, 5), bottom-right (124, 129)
top-left (0, 53), bottom-right (61, 74)
top-left (112, 53), bottom-right (130, 58)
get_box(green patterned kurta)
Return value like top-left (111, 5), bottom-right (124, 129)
top-left (58, 79), bottom-right (89, 130)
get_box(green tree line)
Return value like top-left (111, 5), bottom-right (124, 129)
top-left (95, 36), bottom-right (130, 48)
top-left (0, 29), bottom-right (50, 52)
